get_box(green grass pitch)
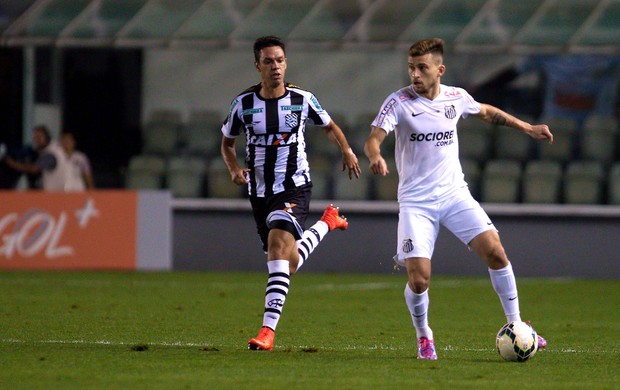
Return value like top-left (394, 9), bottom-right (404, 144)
top-left (0, 271), bottom-right (618, 389)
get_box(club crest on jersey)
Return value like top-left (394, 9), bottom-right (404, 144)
top-left (285, 113), bottom-right (299, 128)
top-left (402, 238), bottom-right (414, 254)
top-left (444, 105), bottom-right (456, 119)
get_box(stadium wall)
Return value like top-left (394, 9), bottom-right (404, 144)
top-left (2, 190), bottom-right (616, 278)
top-left (0, 190), bottom-right (172, 271)
top-left (173, 199), bottom-right (620, 279)
top-left (142, 48), bottom-right (518, 124)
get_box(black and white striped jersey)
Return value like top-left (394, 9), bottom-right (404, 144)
top-left (222, 82), bottom-right (332, 197)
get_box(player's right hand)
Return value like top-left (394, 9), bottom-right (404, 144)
top-left (231, 168), bottom-right (250, 185)
top-left (369, 156), bottom-right (389, 176)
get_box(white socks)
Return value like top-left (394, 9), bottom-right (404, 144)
top-left (295, 220), bottom-right (329, 272)
top-left (404, 284), bottom-right (433, 340)
top-left (261, 221), bottom-right (329, 330)
top-left (489, 263), bottom-right (522, 322)
top-left (262, 260), bottom-right (290, 331)
top-left (403, 263), bottom-right (521, 342)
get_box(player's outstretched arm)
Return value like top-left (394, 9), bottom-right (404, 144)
top-left (476, 103), bottom-right (553, 144)
top-left (322, 120), bottom-right (361, 179)
top-left (364, 126), bottom-right (389, 176)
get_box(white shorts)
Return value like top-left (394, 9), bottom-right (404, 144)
top-left (394, 187), bottom-right (496, 266)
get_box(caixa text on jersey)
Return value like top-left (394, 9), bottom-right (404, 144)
top-left (248, 133), bottom-right (298, 146)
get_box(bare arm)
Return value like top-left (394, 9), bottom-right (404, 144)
top-left (364, 126), bottom-right (390, 176)
top-left (220, 135), bottom-right (250, 185)
top-left (475, 103), bottom-right (553, 144)
top-left (322, 120), bottom-right (361, 179)
top-left (83, 172), bottom-right (95, 189)
top-left (3, 156), bottom-right (41, 175)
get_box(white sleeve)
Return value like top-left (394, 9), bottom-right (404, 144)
top-left (307, 93), bottom-right (332, 127)
top-left (371, 94), bottom-right (399, 134)
top-left (221, 97), bottom-right (242, 138)
top-left (460, 88), bottom-right (482, 118)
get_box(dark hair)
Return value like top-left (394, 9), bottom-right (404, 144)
top-left (33, 125), bottom-right (51, 143)
top-left (253, 36), bottom-right (286, 62)
top-left (408, 38), bottom-right (444, 58)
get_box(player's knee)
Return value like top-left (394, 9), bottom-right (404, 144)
top-left (484, 244), bottom-right (509, 269)
top-left (471, 231), bottom-right (508, 268)
top-left (267, 234), bottom-right (291, 258)
top-left (408, 273), bottom-right (430, 293)
top-left (267, 229), bottom-right (299, 264)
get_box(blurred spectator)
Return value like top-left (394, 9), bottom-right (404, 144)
top-left (2, 126), bottom-right (92, 191)
top-left (1, 125), bottom-right (49, 189)
top-left (60, 131), bottom-right (94, 190)
top-left (473, 54), bottom-right (620, 129)
top-left (0, 125), bottom-right (46, 189)
top-left (520, 55), bottom-right (620, 128)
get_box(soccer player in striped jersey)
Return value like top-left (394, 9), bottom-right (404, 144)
top-left (221, 36), bottom-right (361, 351)
top-left (364, 38), bottom-right (551, 360)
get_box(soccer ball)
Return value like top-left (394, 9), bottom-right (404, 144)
top-left (496, 321), bottom-right (538, 362)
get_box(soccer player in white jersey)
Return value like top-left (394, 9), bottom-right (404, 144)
top-left (364, 38), bottom-right (552, 360)
top-left (221, 36), bottom-right (361, 351)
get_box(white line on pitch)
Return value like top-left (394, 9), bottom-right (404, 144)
top-left (1, 339), bottom-right (615, 354)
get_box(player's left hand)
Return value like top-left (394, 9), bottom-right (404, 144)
top-left (342, 149), bottom-right (361, 179)
top-left (529, 124), bottom-right (553, 144)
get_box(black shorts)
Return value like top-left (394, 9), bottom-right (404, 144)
top-left (249, 184), bottom-right (312, 252)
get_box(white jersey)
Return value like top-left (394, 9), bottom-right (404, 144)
top-left (372, 84), bottom-right (481, 203)
top-left (66, 151), bottom-right (91, 191)
top-left (40, 142), bottom-right (86, 192)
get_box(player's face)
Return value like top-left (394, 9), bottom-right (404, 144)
top-left (256, 46), bottom-right (287, 89)
top-left (408, 53), bottom-right (445, 98)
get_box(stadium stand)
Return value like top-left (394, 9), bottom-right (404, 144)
top-left (461, 158), bottom-right (481, 200)
top-left (125, 154), bottom-right (166, 190)
top-left (206, 158), bottom-right (244, 198)
top-left (608, 162), bottom-right (620, 205)
top-left (372, 157), bottom-right (399, 201)
top-left (493, 125), bottom-right (535, 162)
top-left (142, 121), bottom-right (181, 156)
top-left (166, 155), bottom-right (207, 198)
top-left (481, 159), bottom-right (522, 203)
top-left (522, 160), bottom-right (563, 204)
top-left (536, 116), bottom-right (577, 162)
top-left (580, 115), bottom-right (618, 163)
top-left (563, 161), bottom-right (605, 204)
top-left (307, 154), bottom-right (334, 200)
top-left (333, 169), bottom-right (370, 200)
top-left (458, 119), bottom-right (493, 163)
top-left (182, 109), bottom-right (224, 157)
